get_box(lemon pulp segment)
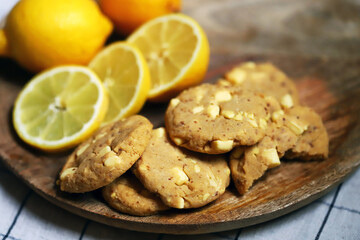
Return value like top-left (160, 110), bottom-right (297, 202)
top-left (128, 14), bottom-right (209, 101)
top-left (13, 66), bottom-right (108, 151)
top-left (89, 42), bottom-right (150, 125)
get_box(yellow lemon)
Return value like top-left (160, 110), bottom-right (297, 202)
top-left (100, 0), bottom-right (181, 35)
top-left (127, 13), bottom-right (210, 102)
top-left (13, 66), bottom-right (109, 152)
top-left (89, 42), bottom-right (151, 125)
top-left (1, 0), bottom-right (113, 72)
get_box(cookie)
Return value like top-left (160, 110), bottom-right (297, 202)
top-left (229, 118), bottom-right (299, 195)
top-left (58, 115), bottom-right (153, 193)
top-left (230, 105), bottom-right (328, 194)
top-left (219, 62), bottom-right (300, 109)
top-left (133, 127), bottom-right (230, 209)
top-left (165, 83), bottom-right (270, 154)
top-left (230, 136), bottom-right (281, 194)
top-left (102, 172), bottom-right (169, 216)
top-left (284, 106), bottom-right (329, 160)
top-left (229, 97), bottom-right (299, 195)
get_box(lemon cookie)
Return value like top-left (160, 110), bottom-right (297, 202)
top-left (102, 172), bottom-right (169, 216)
top-left (229, 98), bottom-right (300, 195)
top-left (58, 115), bottom-right (153, 193)
top-left (230, 136), bottom-right (280, 194)
top-left (229, 121), bottom-right (298, 195)
top-left (284, 106), bottom-right (329, 160)
top-left (230, 105), bottom-right (328, 194)
top-left (165, 84), bottom-right (270, 154)
top-left (133, 127), bottom-right (230, 209)
top-left (219, 62), bottom-right (300, 109)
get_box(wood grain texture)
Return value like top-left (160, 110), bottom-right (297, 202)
top-left (1, 0), bottom-right (360, 234)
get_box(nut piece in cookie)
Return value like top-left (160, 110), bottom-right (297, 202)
top-left (165, 84), bottom-right (270, 154)
top-left (220, 62), bottom-right (300, 108)
top-left (133, 127), bottom-right (231, 209)
top-left (284, 106), bottom-right (329, 160)
top-left (58, 115), bottom-right (153, 193)
top-left (230, 136), bottom-right (280, 195)
top-left (102, 172), bottom-right (169, 216)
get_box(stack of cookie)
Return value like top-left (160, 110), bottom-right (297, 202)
top-left (57, 62), bottom-right (329, 216)
top-left (57, 116), bottom-right (230, 215)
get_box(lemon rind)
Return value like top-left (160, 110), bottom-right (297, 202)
top-left (127, 13), bottom-right (208, 98)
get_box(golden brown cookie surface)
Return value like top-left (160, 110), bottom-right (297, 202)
top-left (230, 136), bottom-right (281, 195)
top-left (284, 106), bottom-right (329, 160)
top-left (102, 172), bottom-right (169, 216)
top-left (133, 128), bottom-right (230, 209)
top-left (58, 115), bottom-right (153, 193)
top-left (230, 104), bottom-right (328, 195)
top-left (165, 84), bottom-right (270, 154)
top-left (220, 62), bottom-right (300, 109)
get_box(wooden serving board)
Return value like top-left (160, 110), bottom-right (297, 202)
top-left (1, 0), bottom-right (360, 235)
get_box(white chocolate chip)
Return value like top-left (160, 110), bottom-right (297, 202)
top-left (271, 110), bottom-right (285, 122)
top-left (95, 132), bottom-right (107, 140)
top-left (211, 140), bottom-right (234, 152)
top-left (111, 192), bottom-right (117, 199)
top-left (177, 197), bottom-right (185, 209)
top-left (247, 113), bottom-right (255, 119)
top-left (234, 111), bottom-right (253, 121)
top-left (194, 165), bottom-right (201, 173)
top-left (243, 61), bottom-right (256, 69)
top-left (166, 197), bottom-right (185, 209)
top-left (170, 98), bottom-right (180, 108)
top-left (154, 127), bottom-right (166, 138)
top-left (202, 193), bottom-right (210, 201)
top-left (262, 148), bottom-right (280, 168)
top-left (221, 110), bottom-right (235, 119)
top-left (286, 119), bottom-right (309, 135)
top-left (247, 118), bottom-right (258, 128)
top-left (250, 146), bottom-right (260, 156)
top-left (196, 90), bottom-right (204, 103)
top-left (139, 164), bottom-right (148, 172)
top-left (173, 137), bottom-right (184, 145)
top-left (259, 118), bottom-right (267, 129)
top-left (226, 68), bottom-right (247, 84)
top-left (60, 167), bottom-right (77, 180)
top-left (217, 79), bottom-right (232, 86)
top-left (207, 105), bottom-right (220, 118)
top-left (192, 105), bottom-right (204, 114)
top-left (214, 90), bottom-right (232, 102)
top-left (280, 94), bottom-right (294, 109)
top-left (104, 156), bottom-right (121, 167)
top-left (209, 178), bottom-right (218, 187)
top-left (234, 113), bottom-right (244, 121)
top-left (231, 147), bottom-right (245, 159)
top-left (265, 113), bottom-right (271, 121)
top-left (76, 143), bottom-right (89, 156)
top-left (171, 167), bottom-right (189, 186)
top-left (98, 146), bottom-right (111, 158)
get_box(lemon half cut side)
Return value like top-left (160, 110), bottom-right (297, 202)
top-left (13, 65), bottom-right (108, 152)
top-left (89, 41), bottom-right (151, 125)
top-left (127, 13), bottom-right (210, 102)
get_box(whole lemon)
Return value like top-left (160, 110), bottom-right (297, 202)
top-left (1, 0), bottom-right (113, 72)
top-left (100, 0), bottom-right (181, 35)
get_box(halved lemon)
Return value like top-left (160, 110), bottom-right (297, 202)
top-left (13, 66), bottom-right (108, 152)
top-left (89, 41), bottom-right (151, 125)
top-left (127, 13), bottom-right (210, 102)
